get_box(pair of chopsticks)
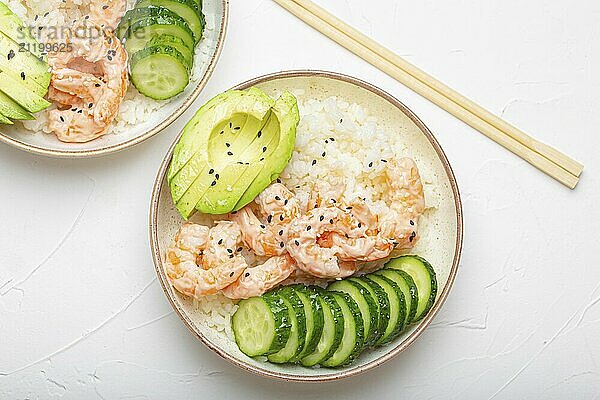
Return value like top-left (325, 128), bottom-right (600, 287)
top-left (272, 0), bottom-right (584, 189)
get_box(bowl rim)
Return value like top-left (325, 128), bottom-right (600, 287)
top-left (0, 0), bottom-right (230, 158)
top-left (149, 69), bottom-right (463, 382)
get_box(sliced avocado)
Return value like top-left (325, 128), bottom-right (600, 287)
top-left (0, 3), bottom-right (46, 59)
top-left (0, 32), bottom-right (50, 96)
top-left (168, 89), bottom-right (266, 183)
top-left (192, 110), bottom-right (282, 214)
top-left (0, 111), bottom-right (14, 124)
top-left (0, 72), bottom-right (50, 113)
top-left (0, 90), bottom-right (34, 120)
top-left (169, 88), bottom-right (274, 202)
top-left (234, 91), bottom-right (299, 210)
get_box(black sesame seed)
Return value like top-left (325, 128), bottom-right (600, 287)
top-left (220, 130), bottom-right (224, 134)
top-left (275, 195), bottom-right (281, 201)
top-left (44, 12), bottom-right (49, 16)
top-left (322, 152), bottom-right (326, 157)
top-left (279, 215), bottom-right (284, 221)
top-left (211, 180), bottom-right (217, 186)
top-left (234, 126), bottom-right (241, 130)
top-left (84, 15), bottom-right (89, 19)
top-left (339, 118), bottom-right (343, 123)
top-left (259, 157), bottom-right (264, 161)
top-left (77, 110), bottom-right (82, 114)
top-left (276, 178), bottom-right (281, 183)
top-left (215, 173), bottom-right (220, 180)
top-left (262, 146), bottom-right (267, 152)
top-left (294, 240), bottom-right (300, 246)
top-left (260, 224), bottom-right (265, 229)
top-left (279, 242), bottom-right (284, 248)
top-left (325, 140), bottom-right (329, 144)
top-left (229, 122), bottom-right (232, 128)
top-left (306, 226), bottom-right (312, 231)
top-left (410, 220), bottom-right (415, 226)
top-left (102, 4), bottom-right (109, 9)
top-left (330, 137), bottom-right (335, 141)
top-left (245, 272), bottom-right (250, 277)
top-left (267, 215), bottom-right (273, 223)
top-left (319, 215), bottom-right (324, 221)
top-left (381, 159), bottom-right (388, 163)
top-left (88, 103), bottom-right (93, 108)
top-left (20, 71), bottom-right (25, 80)
top-left (237, 247), bottom-right (243, 252)
top-left (227, 248), bottom-right (233, 253)
top-left (209, 168), bottom-right (214, 174)
top-left (368, 162), bottom-right (373, 168)
top-left (7, 50), bottom-right (15, 60)
top-left (329, 219), bottom-right (334, 224)
top-left (278, 230), bottom-right (284, 236)
top-left (59, 116), bottom-right (64, 122)
top-left (358, 222), bottom-right (362, 228)
top-left (284, 199), bottom-right (288, 205)
top-left (229, 254), bottom-right (234, 259)
top-left (227, 151), bottom-right (233, 156)
top-left (95, 83), bottom-right (101, 87)
top-left (107, 55), bottom-right (112, 61)
top-left (218, 239), bottom-right (223, 245)
top-left (229, 271), bottom-right (234, 277)
top-left (346, 206), bottom-right (353, 210)
top-left (257, 131), bottom-right (262, 137)
top-left (312, 160), bottom-right (317, 166)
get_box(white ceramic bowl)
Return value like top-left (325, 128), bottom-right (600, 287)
top-left (0, 0), bottom-right (229, 158)
top-left (150, 70), bottom-right (463, 382)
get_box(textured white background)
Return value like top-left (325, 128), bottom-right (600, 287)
top-left (1, 0), bottom-right (599, 398)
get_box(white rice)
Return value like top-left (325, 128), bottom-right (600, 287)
top-left (187, 95), bottom-right (441, 340)
top-left (9, 0), bottom-right (216, 135)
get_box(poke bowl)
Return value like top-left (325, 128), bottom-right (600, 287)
top-left (150, 70), bottom-right (463, 381)
top-left (0, 0), bottom-right (228, 157)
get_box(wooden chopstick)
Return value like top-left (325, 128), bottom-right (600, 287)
top-left (273, 0), bottom-right (582, 189)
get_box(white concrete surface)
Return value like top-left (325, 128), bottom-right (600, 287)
top-left (1, 0), bottom-right (599, 398)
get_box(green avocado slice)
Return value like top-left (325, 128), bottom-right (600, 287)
top-left (234, 91), bottom-right (299, 210)
top-left (0, 32), bottom-right (50, 96)
top-left (169, 88), bottom-right (275, 218)
top-left (0, 72), bottom-right (50, 113)
top-left (0, 2), bottom-right (46, 60)
top-left (168, 88), bottom-right (272, 187)
top-left (193, 110), bottom-right (282, 214)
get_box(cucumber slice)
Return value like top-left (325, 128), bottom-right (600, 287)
top-left (267, 287), bottom-right (306, 364)
top-left (0, 112), bottom-right (13, 124)
top-left (386, 255), bottom-right (437, 322)
top-left (119, 9), bottom-right (196, 55)
top-left (0, 90), bottom-right (34, 120)
top-left (232, 293), bottom-right (291, 357)
top-left (320, 292), bottom-right (364, 367)
top-left (290, 285), bottom-right (324, 362)
top-left (148, 34), bottom-right (194, 65)
top-left (136, 0), bottom-right (203, 43)
top-left (301, 291), bottom-right (344, 367)
top-left (130, 45), bottom-right (190, 100)
top-left (374, 269), bottom-right (418, 326)
top-left (349, 277), bottom-right (389, 346)
top-left (363, 275), bottom-right (406, 346)
top-left (328, 279), bottom-right (378, 347)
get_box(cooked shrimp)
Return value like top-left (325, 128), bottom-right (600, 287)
top-left (378, 157), bottom-right (425, 250)
top-left (221, 255), bottom-right (296, 299)
top-left (233, 183), bottom-right (301, 256)
top-left (165, 222), bottom-right (248, 299)
top-left (89, 0), bottom-right (127, 31)
top-left (47, 20), bottom-right (128, 143)
top-left (286, 206), bottom-right (365, 278)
